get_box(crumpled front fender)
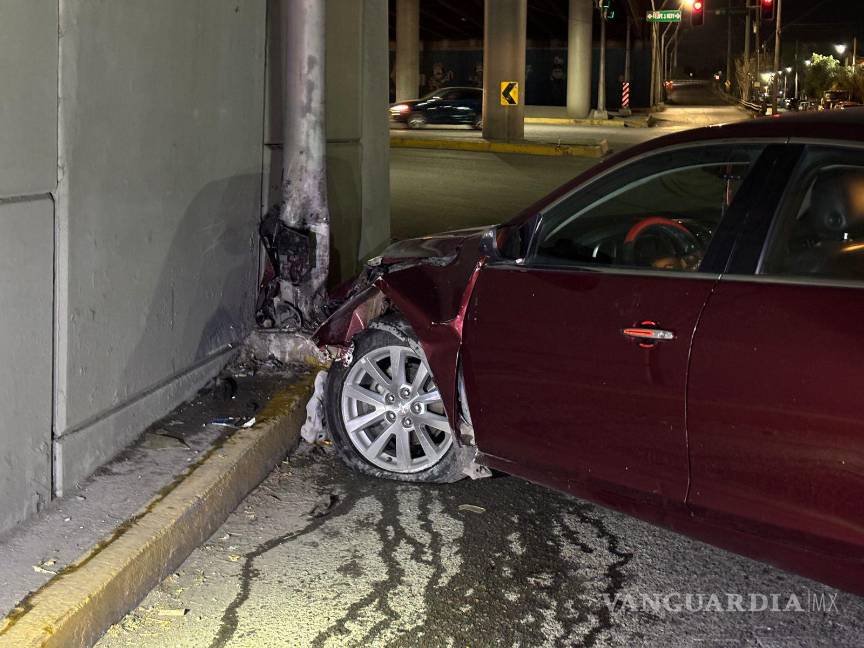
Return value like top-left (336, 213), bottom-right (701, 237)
top-left (312, 235), bottom-right (485, 435)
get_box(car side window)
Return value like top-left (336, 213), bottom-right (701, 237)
top-left (760, 148), bottom-right (864, 282)
top-left (531, 145), bottom-right (764, 273)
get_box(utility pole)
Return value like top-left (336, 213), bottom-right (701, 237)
top-left (622, 13), bottom-right (632, 115)
top-left (743, 6), bottom-right (751, 100)
top-left (726, 0), bottom-right (732, 91)
top-left (771, 0), bottom-right (782, 114)
top-left (280, 0), bottom-right (329, 324)
top-left (755, 9), bottom-right (761, 101)
top-left (594, 4), bottom-right (608, 118)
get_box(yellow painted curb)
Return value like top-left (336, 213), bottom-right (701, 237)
top-left (524, 116), bottom-right (628, 128)
top-left (390, 136), bottom-right (608, 158)
top-left (0, 376), bottom-right (316, 648)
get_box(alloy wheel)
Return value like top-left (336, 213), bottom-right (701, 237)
top-left (340, 345), bottom-right (453, 473)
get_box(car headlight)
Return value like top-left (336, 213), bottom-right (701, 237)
top-left (389, 104), bottom-right (410, 114)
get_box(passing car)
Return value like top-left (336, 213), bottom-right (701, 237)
top-left (314, 108), bottom-right (864, 596)
top-left (389, 86), bottom-right (483, 129)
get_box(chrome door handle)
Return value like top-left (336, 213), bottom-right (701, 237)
top-left (622, 326), bottom-right (675, 341)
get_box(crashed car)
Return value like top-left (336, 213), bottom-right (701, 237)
top-left (314, 108), bottom-right (864, 596)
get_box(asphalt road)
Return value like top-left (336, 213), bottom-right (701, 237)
top-left (97, 450), bottom-right (864, 648)
top-left (390, 99), bottom-right (748, 240)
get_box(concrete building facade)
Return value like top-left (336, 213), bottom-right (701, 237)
top-left (0, 0), bottom-right (389, 534)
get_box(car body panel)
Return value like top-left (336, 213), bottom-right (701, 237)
top-left (461, 266), bottom-right (714, 504)
top-left (313, 109), bottom-right (864, 596)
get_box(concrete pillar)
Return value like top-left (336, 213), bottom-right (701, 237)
top-left (325, 0), bottom-right (391, 283)
top-left (482, 0), bottom-right (527, 141)
top-left (395, 0), bottom-right (419, 101)
top-left (566, 0), bottom-right (592, 118)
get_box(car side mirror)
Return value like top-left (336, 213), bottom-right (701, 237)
top-left (480, 224), bottom-right (528, 262)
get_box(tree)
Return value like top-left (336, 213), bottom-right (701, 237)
top-left (803, 53), bottom-right (840, 100)
top-left (838, 66), bottom-right (864, 102)
top-left (735, 53), bottom-right (757, 101)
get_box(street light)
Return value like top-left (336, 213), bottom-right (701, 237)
top-left (835, 44), bottom-right (848, 55)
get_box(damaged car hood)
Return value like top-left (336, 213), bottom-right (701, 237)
top-left (376, 227), bottom-right (491, 266)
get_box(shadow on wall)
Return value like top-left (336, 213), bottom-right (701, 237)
top-left (117, 172), bottom-right (261, 407)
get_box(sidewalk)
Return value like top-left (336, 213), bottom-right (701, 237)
top-left (524, 105), bottom-right (654, 128)
top-left (0, 351), bottom-right (317, 648)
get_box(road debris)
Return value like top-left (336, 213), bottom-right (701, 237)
top-left (300, 370), bottom-right (329, 444)
top-left (140, 432), bottom-right (190, 450)
top-left (457, 504), bottom-right (486, 514)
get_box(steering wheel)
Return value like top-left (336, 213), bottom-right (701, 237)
top-left (622, 216), bottom-right (703, 270)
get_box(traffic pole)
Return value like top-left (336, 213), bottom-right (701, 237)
top-left (771, 0), bottom-right (782, 114)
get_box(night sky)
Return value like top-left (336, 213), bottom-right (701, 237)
top-left (391, 0), bottom-right (864, 77)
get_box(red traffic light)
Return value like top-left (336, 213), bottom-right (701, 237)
top-left (691, 0), bottom-right (705, 26)
top-left (761, 0), bottom-right (775, 21)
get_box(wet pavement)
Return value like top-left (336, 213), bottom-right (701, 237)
top-left (97, 450), bottom-right (864, 648)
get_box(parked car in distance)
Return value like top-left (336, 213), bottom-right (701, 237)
top-left (836, 101), bottom-right (863, 110)
top-left (821, 89), bottom-right (851, 110)
top-left (389, 86), bottom-right (483, 129)
top-left (315, 108), bottom-right (864, 597)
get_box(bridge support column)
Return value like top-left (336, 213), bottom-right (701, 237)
top-left (482, 0), bottom-right (526, 141)
top-left (566, 0), bottom-right (592, 118)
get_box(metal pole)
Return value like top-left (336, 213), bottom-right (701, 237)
top-left (595, 10), bottom-right (607, 116)
top-left (281, 0), bottom-right (330, 321)
top-left (755, 8), bottom-right (761, 102)
top-left (854, 36), bottom-right (858, 67)
top-left (794, 39), bottom-right (799, 99)
top-left (771, 0), bottom-right (782, 114)
top-left (726, 0), bottom-right (732, 91)
top-left (744, 6), bottom-right (751, 100)
top-left (624, 13), bottom-right (631, 83)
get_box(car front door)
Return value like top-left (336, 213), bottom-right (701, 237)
top-left (686, 144), bottom-right (864, 583)
top-left (462, 143), bottom-right (768, 505)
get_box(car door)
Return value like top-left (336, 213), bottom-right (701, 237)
top-left (687, 144), bottom-right (864, 567)
top-left (461, 143), bottom-right (767, 504)
top-left (425, 89), bottom-right (453, 124)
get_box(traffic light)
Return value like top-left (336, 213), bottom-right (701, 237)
top-left (761, 0), bottom-right (775, 21)
top-left (691, 0), bottom-right (705, 27)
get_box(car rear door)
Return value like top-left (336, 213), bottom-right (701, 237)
top-left (687, 144), bottom-right (864, 571)
top-left (461, 143), bottom-right (769, 505)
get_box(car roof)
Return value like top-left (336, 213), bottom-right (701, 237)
top-left (662, 108), bottom-right (864, 146)
top-left (505, 109), bottom-right (864, 228)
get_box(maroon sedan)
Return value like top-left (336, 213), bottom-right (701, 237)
top-left (314, 109), bottom-right (864, 596)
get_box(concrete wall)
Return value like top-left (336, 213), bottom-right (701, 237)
top-left (0, 2), bottom-right (58, 533)
top-left (52, 0), bottom-right (268, 495)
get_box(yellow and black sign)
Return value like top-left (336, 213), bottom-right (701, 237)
top-left (500, 81), bottom-right (519, 106)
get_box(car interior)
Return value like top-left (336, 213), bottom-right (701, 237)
top-left (535, 162), bottom-right (750, 272)
top-left (763, 165), bottom-right (864, 280)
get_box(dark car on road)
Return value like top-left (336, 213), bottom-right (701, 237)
top-left (315, 108), bottom-right (864, 597)
top-left (389, 86), bottom-right (483, 129)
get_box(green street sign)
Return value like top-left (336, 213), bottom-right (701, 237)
top-left (646, 9), bottom-right (682, 22)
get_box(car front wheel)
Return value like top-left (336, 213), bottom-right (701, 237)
top-left (407, 113), bottom-right (427, 129)
top-left (325, 320), bottom-right (464, 483)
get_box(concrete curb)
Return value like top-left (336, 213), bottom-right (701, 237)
top-left (0, 376), bottom-right (315, 648)
top-left (390, 136), bottom-right (609, 158)
top-left (524, 116), bottom-right (627, 128)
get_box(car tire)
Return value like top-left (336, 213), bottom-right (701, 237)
top-left (407, 114), bottom-right (427, 129)
top-left (472, 116), bottom-right (483, 130)
top-left (325, 319), bottom-right (466, 483)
